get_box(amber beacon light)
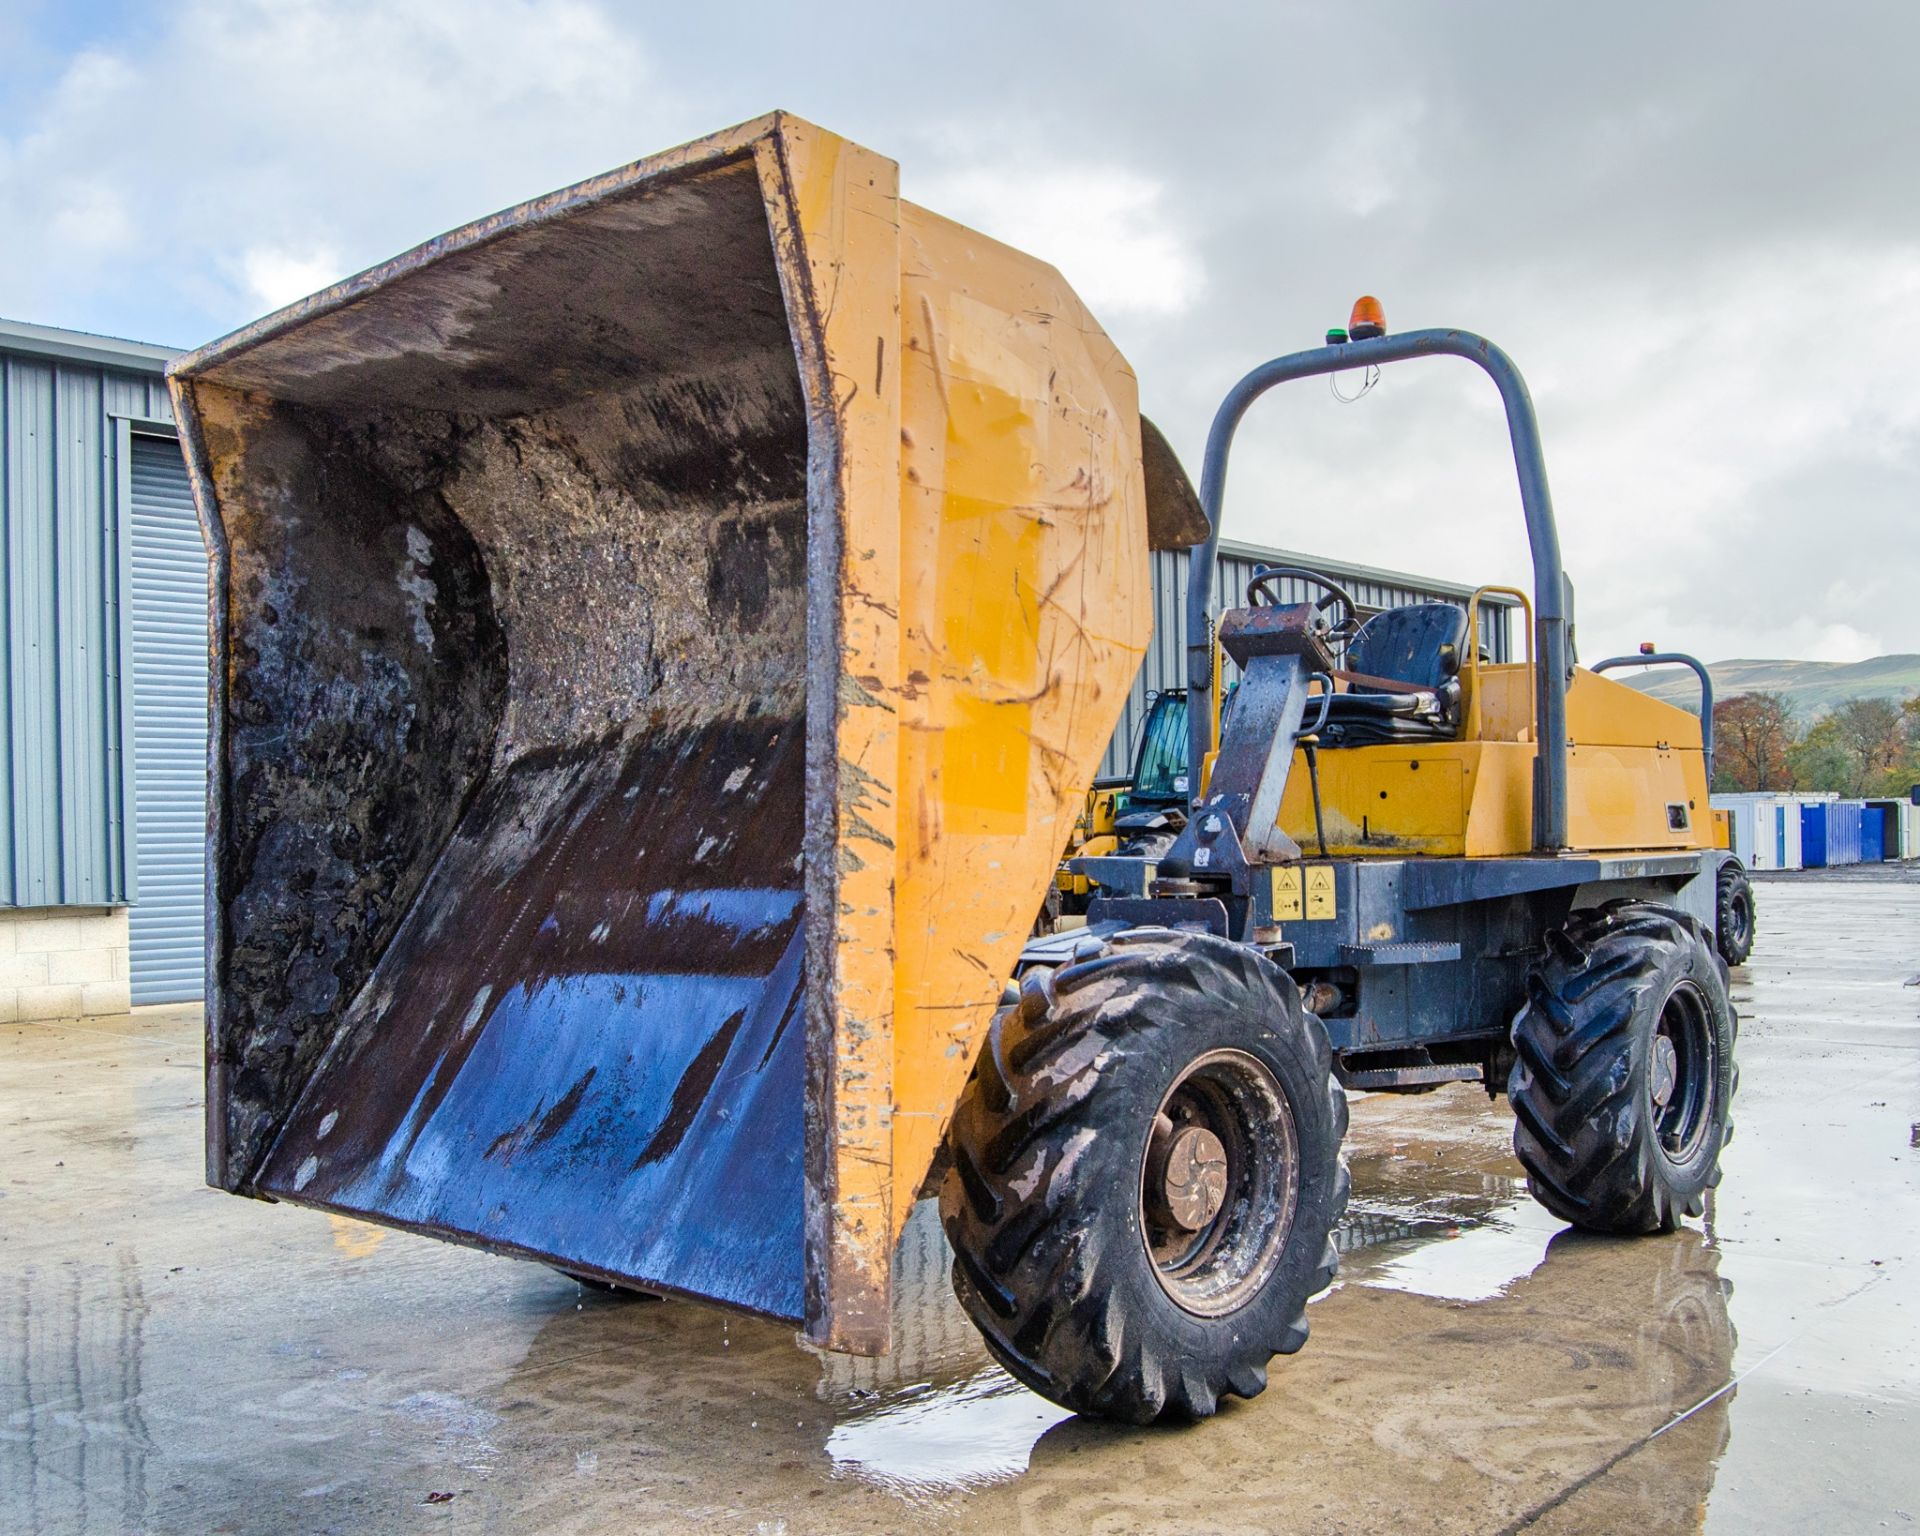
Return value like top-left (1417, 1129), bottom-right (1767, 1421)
top-left (1348, 295), bottom-right (1386, 340)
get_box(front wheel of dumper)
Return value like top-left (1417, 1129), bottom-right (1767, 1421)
top-left (939, 930), bottom-right (1349, 1423)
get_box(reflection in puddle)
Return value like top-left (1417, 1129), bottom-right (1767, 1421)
top-left (813, 1200), bottom-right (1072, 1499)
top-left (825, 1367), bottom-right (1073, 1498)
top-left (1337, 1179), bottom-right (1558, 1303)
top-left (1335, 1125), bottom-right (1561, 1302)
top-left (1349, 1206), bottom-right (1555, 1301)
top-left (819, 1165), bottom-right (1565, 1501)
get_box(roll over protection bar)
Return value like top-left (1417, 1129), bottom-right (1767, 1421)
top-left (1185, 329), bottom-right (1572, 853)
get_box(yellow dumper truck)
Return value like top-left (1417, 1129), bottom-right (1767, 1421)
top-left (170, 113), bottom-right (1741, 1423)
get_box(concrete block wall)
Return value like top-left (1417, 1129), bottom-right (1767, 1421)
top-left (0, 907), bottom-right (131, 1021)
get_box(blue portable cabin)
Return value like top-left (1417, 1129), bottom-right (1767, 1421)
top-left (1833, 802), bottom-right (1864, 865)
top-left (1802, 801), bottom-right (1864, 868)
top-left (1801, 803), bottom-right (1826, 868)
top-left (1860, 805), bottom-right (1887, 862)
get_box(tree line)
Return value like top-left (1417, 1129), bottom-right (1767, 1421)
top-left (1713, 692), bottom-right (1920, 797)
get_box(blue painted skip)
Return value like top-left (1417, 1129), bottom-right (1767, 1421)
top-left (323, 932), bottom-right (807, 1316)
top-left (255, 714), bottom-right (813, 1322)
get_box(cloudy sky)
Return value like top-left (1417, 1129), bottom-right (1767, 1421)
top-left (5, 1), bottom-right (1915, 662)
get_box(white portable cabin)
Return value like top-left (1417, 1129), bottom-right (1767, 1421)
top-left (1712, 792), bottom-right (1836, 872)
top-left (1865, 798), bottom-right (1919, 860)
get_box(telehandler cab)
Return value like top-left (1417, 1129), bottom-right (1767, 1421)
top-left (167, 114), bottom-right (1738, 1428)
top-left (1045, 687), bottom-right (1195, 928)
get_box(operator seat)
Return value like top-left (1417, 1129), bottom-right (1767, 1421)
top-left (1319, 602), bottom-right (1469, 747)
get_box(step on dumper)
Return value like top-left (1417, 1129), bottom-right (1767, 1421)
top-left (167, 113), bottom-right (1159, 1353)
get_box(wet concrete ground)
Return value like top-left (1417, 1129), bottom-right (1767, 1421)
top-left (4, 878), bottom-right (1917, 1534)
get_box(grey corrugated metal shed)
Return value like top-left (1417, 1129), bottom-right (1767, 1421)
top-left (1095, 540), bottom-right (1518, 779)
top-left (0, 319), bottom-right (181, 913)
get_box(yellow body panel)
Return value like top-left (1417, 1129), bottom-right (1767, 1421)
top-left (887, 203), bottom-right (1149, 1253)
top-left (566, 119), bottom-right (1151, 1343)
top-left (1468, 662), bottom-right (1535, 742)
top-left (768, 122), bottom-right (1151, 1336)
top-left (1273, 667), bottom-right (1713, 857)
top-left (1564, 667), bottom-right (1713, 851)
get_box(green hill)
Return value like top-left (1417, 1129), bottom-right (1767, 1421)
top-left (1615, 655), bottom-right (1920, 720)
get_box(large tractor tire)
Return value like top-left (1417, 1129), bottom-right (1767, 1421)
top-left (940, 929), bottom-right (1349, 1423)
top-left (1715, 862), bottom-right (1756, 967)
top-left (1509, 903), bottom-right (1736, 1234)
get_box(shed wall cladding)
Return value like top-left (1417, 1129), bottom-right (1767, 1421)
top-left (1096, 543), bottom-right (1518, 778)
top-left (127, 434), bottom-right (208, 1003)
top-left (0, 351), bottom-right (177, 907)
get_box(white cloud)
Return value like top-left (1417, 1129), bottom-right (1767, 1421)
top-left (0, 0), bottom-right (668, 341)
top-left (1785, 621), bottom-right (1883, 665)
top-left (915, 163), bottom-right (1203, 318)
top-left (240, 246), bottom-right (344, 312)
top-left (47, 178), bottom-right (133, 256)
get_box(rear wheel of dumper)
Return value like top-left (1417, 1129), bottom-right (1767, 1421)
top-left (1715, 862), bottom-right (1755, 967)
top-left (939, 930), bottom-right (1349, 1423)
top-left (1509, 902), bottom-right (1736, 1234)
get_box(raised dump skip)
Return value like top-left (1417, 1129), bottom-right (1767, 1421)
top-left (170, 113), bottom-right (1153, 1350)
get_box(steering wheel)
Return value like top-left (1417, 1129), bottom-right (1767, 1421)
top-left (1243, 564), bottom-right (1360, 644)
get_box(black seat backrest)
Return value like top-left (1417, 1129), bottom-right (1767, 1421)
top-left (1345, 603), bottom-right (1469, 692)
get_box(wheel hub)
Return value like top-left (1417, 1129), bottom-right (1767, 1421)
top-left (1150, 1122), bottom-right (1229, 1232)
top-left (1650, 980), bottom-right (1717, 1164)
top-left (1650, 1033), bottom-right (1679, 1108)
top-left (1138, 1049), bottom-right (1300, 1318)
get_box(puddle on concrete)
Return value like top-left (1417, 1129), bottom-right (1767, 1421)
top-left (814, 1142), bottom-right (1563, 1502)
top-left (1351, 1213), bottom-right (1553, 1301)
top-left (807, 1200), bottom-right (1067, 1500)
top-left (823, 1367), bottom-right (1073, 1499)
top-left (1336, 1179), bottom-right (1560, 1302)
top-left (1329, 1089), bottom-right (1569, 1303)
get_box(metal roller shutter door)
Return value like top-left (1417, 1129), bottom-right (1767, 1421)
top-left (128, 434), bottom-right (208, 1003)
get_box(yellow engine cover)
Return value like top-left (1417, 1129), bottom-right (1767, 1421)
top-left (1274, 667), bottom-right (1712, 857)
